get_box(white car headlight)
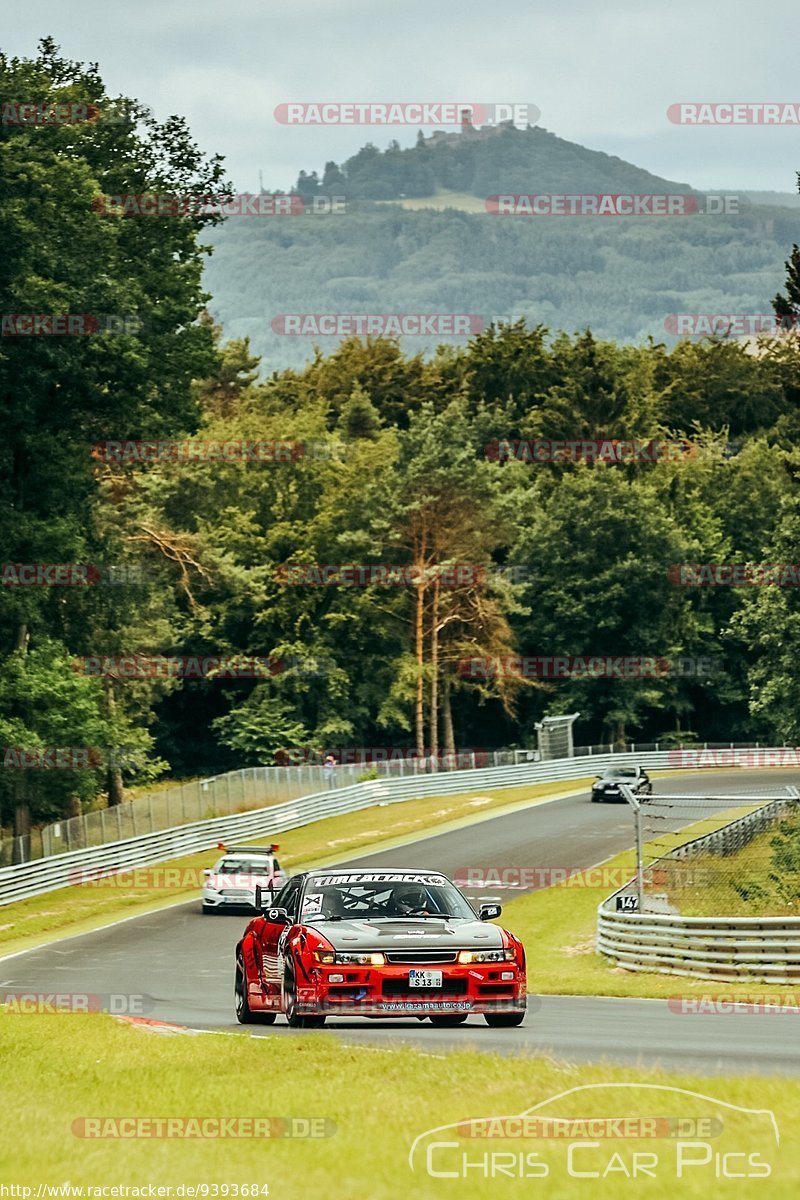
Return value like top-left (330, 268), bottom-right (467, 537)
top-left (335, 952), bottom-right (385, 966)
top-left (457, 949), bottom-right (515, 964)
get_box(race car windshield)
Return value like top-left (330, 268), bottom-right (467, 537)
top-left (301, 880), bottom-right (476, 921)
top-left (605, 769), bottom-right (637, 778)
top-left (217, 858), bottom-right (273, 875)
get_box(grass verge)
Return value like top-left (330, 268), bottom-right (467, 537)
top-left (0, 779), bottom-right (591, 959)
top-left (662, 808), bottom-right (800, 917)
top-left (0, 1012), bottom-right (796, 1198)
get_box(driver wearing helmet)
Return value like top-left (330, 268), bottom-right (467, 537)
top-left (391, 883), bottom-right (432, 916)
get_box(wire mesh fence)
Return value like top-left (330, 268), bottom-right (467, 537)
top-left (0, 749), bottom-right (538, 866)
top-left (3, 740), bottom-right (796, 869)
top-left (625, 787), bottom-right (800, 916)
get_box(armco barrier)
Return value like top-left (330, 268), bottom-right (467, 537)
top-left (597, 791), bottom-right (800, 982)
top-left (596, 910), bottom-right (800, 984)
top-left (1, 746), bottom-right (796, 908)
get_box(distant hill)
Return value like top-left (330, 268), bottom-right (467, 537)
top-left (202, 126), bottom-right (800, 370)
top-left (290, 122), bottom-right (696, 202)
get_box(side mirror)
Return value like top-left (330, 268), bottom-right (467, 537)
top-left (203, 869), bottom-right (212, 877)
top-left (264, 907), bottom-right (289, 925)
top-left (478, 902), bottom-right (502, 921)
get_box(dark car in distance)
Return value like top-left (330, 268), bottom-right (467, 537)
top-left (590, 765), bottom-right (652, 802)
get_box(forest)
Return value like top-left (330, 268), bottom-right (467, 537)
top-left (4, 41), bottom-right (800, 838)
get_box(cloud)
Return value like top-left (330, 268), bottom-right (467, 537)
top-left (5, 0), bottom-right (800, 189)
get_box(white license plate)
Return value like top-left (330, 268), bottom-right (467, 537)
top-left (408, 969), bottom-right (442, 988)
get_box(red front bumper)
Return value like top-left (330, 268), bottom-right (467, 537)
top-left (292, 961), bottom-right (527, 1017)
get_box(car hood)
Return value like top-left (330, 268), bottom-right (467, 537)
top-left (304, 917), bottom-right (504, 950)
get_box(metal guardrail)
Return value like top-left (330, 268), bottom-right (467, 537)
top-left (2, 745), bottom-right (794, 908)
top-left (597, 791), bottom-right (800, 982)
top-left (0, 756), bottom-right (581, 906)
top-left (10, 737), bottom-right (790, 866)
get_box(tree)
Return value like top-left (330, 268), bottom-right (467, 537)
top-left (773, 242), bottom-right (800, 327)
top-left (1, 40), bottom-right (225, 821)
top-left (0, 642), bottom-right (115, 846)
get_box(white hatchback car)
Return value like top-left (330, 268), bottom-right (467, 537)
top-left (201, 844), bottom-right (284, 914)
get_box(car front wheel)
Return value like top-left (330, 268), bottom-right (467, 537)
top-left (284, 965), bottom-right (326, 1029)
top-left (235, 953), bottom-right (276, 1025)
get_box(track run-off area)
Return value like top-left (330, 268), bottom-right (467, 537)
top-left (2, 768), bottom-right (799, 1076)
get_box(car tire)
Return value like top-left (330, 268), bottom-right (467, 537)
top-left (235, 953), bottom-right (276, 1025)
top-left (284, 964), bottom-right (326, 1029)
top-left (202, 904), bottom-right (215, 915)
top-left (484, 1011), bottom-right (525, 1027)
top-left (429, 1014), bottom-right (468, 1026)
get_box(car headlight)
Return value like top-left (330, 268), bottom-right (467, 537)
top-left (335, 952), bottom-right (385, 966)
top-left (457, 949), bottom-right (515, 964)
top-left (204, 882), bottom-right (220, 892)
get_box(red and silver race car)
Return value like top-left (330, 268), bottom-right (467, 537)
top-left (234, 867), bottom-right (526, 1028)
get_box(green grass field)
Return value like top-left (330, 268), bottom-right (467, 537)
top-left (659, 809), bottom-right (800, 918)
top-left (1, 1012), bottom-right (796, 1199)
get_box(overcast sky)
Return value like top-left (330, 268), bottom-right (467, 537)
top-left (5, 1), bottom-right (800, 193)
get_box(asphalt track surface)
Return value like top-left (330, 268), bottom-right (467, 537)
top-left (3, 769), bottom-right (800, 1076)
